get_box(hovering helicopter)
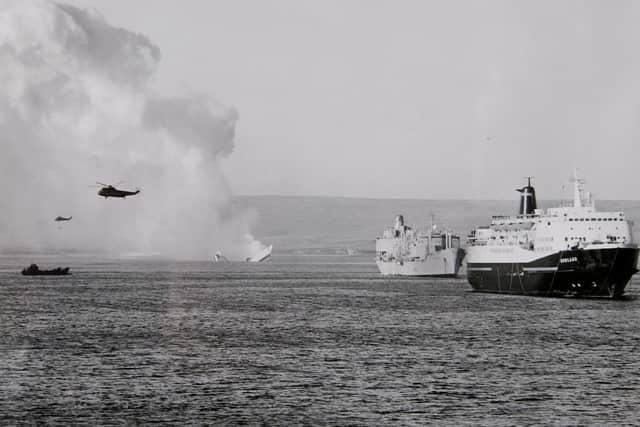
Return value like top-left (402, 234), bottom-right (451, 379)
top-left (96, 182), bottom-right (141, 199)
top-left (54, 216), bottom-right (72, 222)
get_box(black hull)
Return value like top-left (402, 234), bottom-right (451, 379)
top-left (388, 274), bottom-right (460, 278)
top-left (467, 247), bottom-right (639, 298)
top-left (22, 268), bottom-right (70, 276)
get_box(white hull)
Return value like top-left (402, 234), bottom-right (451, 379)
top-left (466, 242), bottom-right (635, 265)
top-left (376, 248), bottom-right (463, 276)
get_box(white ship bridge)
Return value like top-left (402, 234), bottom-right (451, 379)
top-left (469, 171), bottom-right (634, 259)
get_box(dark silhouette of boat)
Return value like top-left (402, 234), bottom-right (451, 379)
top-left (21, 264), bottom-right (70, 276)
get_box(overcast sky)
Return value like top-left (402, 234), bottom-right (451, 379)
top-left (63, 0), bottom-right (640, 200)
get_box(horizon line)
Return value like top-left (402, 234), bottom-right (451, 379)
top-left (234, 194), bottom-right (640, 202)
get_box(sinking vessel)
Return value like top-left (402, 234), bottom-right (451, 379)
top-left (213, 251), bottom-right (229, 262)
top-left (246, 245), bottom-right (273, 262)
top-left (21, 264), bottom-right (70, 276)
top-left (376, 215), bottom-right (465, 277)
top-left (466, 171), bottom-right (639, 298)
top-left (213, 245), bottom-right (273, 263)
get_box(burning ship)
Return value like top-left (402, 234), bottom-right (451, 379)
top-left (214, 244), bottom-right (273, 263)
top-left (466, 171), bottom-right (639, 298)
top-left (376, 215), bottom-right (465, 277)
top-left (246, 244), bottom-right (272, 262)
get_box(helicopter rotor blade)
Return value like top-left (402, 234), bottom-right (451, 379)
top-left (96, 182), bottom-right (109, 186)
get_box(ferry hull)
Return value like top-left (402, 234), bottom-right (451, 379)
top-left (467, 247), bottom-right (639, 298)
top-left (377, 248), bottom-right (465, 277)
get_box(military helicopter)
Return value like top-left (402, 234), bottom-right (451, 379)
top-left (54, 216), bottom-right (72, 222)
top-left (95, 182), bottom-right (140, 199)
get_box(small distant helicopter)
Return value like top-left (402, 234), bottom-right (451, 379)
top-left (95, 182), bottom-right (141, 199)
top-left (54, 216), bottom-right (72, 222)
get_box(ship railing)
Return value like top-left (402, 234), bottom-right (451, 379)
top-left (491, 214), bottom-right (537, 220)
top-left (467, 237), bottom-right (487, 246)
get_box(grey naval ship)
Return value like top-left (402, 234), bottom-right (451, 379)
top-left (376, 215), bottom-right (465, 277)
top-left (466, 171), bottom-right (639, 298)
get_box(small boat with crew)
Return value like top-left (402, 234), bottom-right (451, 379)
top-left (21, 264), bottom-right (71, 276)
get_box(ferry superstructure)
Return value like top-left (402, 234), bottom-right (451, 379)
top-left (376, 215), bottom-right (465, 277)
top-left (466, 172), bottom-right (639, 298)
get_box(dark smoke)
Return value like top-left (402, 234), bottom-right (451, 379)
top-left (0, 0), bottom-right (265, 260)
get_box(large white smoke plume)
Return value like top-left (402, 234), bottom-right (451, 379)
top-left (0, 1), bottom-right (264, 259)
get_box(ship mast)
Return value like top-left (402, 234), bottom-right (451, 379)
top-left (571, 168), bottom-right (585, 208)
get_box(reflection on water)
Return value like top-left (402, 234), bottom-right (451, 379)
top-left (1, 257), bottom-right (639, 425)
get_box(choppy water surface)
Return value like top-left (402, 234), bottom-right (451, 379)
top-left (1, 257), bottom-right (640, 425)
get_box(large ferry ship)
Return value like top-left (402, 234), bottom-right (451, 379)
top-left (376, 215), bottom-right (465, 277)
top-left (466, 171), bottom-right (639, 298)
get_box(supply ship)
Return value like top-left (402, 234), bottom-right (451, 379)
top-left (376, 215), bottom-right (465, 277)
top-left (466, 171), bottom-right (639, 298)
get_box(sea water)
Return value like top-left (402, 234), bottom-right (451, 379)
top-left (1, 256), bottom-right (639, 425)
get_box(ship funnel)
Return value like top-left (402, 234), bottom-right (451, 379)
top-left (516, 177), bottom-right (537, 215)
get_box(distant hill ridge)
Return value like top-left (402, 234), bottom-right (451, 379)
top-left (235, 196), bottom-right (640, 255)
